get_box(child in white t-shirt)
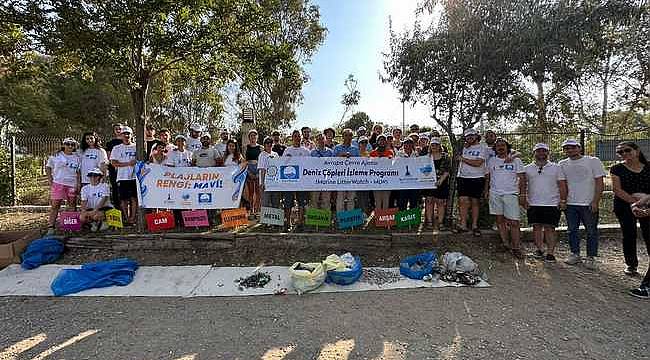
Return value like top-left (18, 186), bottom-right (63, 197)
top-left (45, 137), bottom-right (81, 235)
top-left (80, 168), bottom-right (113, 232)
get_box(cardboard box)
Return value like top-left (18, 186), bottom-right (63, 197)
top-left (0, 230), bottom-right (40, 269)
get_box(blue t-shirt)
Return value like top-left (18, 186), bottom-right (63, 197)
top-left (311, 148), bottom-right (334, 157)
top-left (333, 144), bottom-right (360, 157)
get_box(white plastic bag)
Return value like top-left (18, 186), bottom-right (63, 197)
top-left (441, 252), bottom-right (479, 274)
top-left (289, 262), bottom-right (326, 295)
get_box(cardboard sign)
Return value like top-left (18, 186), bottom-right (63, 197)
top-left (396, 208), bottom-right (422, 228)
top-left (336, 208), bottom-right (365, 230)
top-left (260, 207), bottom-right (285, 226)
top-left (305, 208), bottom-right (332, 227)
top-left (221, 208), bottom-right (248, 229)
top-left (146, 211), bottom-right (176, 232)
top-left (374, 208), bottom-right (398, 228)
top-left (182, 210), bottom-right (210, 227)
top-left (59, 211), bottom-right (81, 231)
top-left (105, 208), bottom-right (123, 228)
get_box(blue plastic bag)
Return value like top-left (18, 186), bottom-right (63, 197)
top-left (399, 251), bottom-right (437, 280)
top-left (21, 238), bottom-right (64, 270)
top-left (326, 256), bottom-right (363, 285)
top-left (51, 258), bottom-right (139, 296)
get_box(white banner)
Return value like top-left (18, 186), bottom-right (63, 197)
top-left (135, 162), bottom-right (247, 209)
top-left (264, 156), bottom-right (436, 191)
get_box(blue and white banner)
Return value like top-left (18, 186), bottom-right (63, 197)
top-left (264, 156), bottom-right (436, 191)
top-left (135, 162), bottom-right (247, 209)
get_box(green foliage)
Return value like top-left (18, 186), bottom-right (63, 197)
top-left (0, 147), bottom-right (12, 205)
top-left (341, 112), bottom-right (372, 132)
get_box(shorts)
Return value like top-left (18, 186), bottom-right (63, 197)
top-left (527, 206), bottom-right (561, 227)
top-left (51, 182), bottom-right (77, 201)
top-left (456, 177), bottom-right (485, 199)
top-left (283, 192), bottom-right (309, 209)
top-left (118, 180), bottom-right (138, 200)
top-left (489, 193), bottom-right (520, 220)
top-left (423, 182), bottom-right (449, 200)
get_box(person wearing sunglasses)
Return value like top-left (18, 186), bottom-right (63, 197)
top-left (610, 141), bottom-right (650, 279)
top-left (45, 137), bottom-right (82, 235)
top-left (558, 138), bottom-right (606, 269)
top-left (520, 143), bottom-right (567, 262)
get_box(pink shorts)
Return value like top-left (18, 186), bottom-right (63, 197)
top-left (51, 182), bottom-right (77, 201)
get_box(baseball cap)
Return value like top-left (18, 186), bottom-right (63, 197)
top-left (263, 136), bottom-right (273, 144)
top-left (62, 137), bottom-right (78, 145)
top-left (533, 143), bottom-right (550, 152)
top-left (201, 133), bottom-right (212, 139)
top-left (87, 168), bottom-right (103, 177)
top-left (359, 136), bottom-right (369, 142)
top-left (463, 128), bottom-right (478, 137)
top-left (561, 139), bottom-right (580, 147)
top-left (189, 124), bottom-right (203, 132)
top-left (121, 126), bottom-right (133, 134)
top-left (419, 133), bottom-right (430, 140)
top-left (357, 126), bottom-right (367, 132)
top-left (175, 134), bottom-right (187, 142)
top-left (430, 138), bottom-right (441, 145)
top-left (377, 134), bottom-right (387, 142)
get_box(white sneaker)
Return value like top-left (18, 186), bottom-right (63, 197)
top-left (90, 222), bottom-right (99, 232)
top-left (99, 221), bottom-right (109, 231)
top-left (565, 253), bottom-right (582, 265)
top-left (583, 256), bottom-right (597, 270)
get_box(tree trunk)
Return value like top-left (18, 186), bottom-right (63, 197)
top-left (130, 74), bottom-right (150, 233)
top-left (534, 77), bottom-right (547, 134)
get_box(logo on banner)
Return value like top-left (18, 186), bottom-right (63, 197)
top-left (260, 207), bottom-right (285, 226)
top-left (305, 208), bottom-right (332, 227)
top-left (374, 208), bottom-right (398, 228)
top-left (198, 193), bottom-right (212, 204)
top-left (396, 208), bottom-right (422, 228)
top-left (336, 208), bottom-right (364, 230)
top-left (221, 208), bottom-right (248, 228)
top-left (279, 165), bottom-right (300, 180)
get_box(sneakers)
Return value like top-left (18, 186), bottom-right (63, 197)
top-left (583, 256), bottom-right (597, 270)
top-left (565, 253), bottom-right (582, 265)
top-left (624, 266), bottom-right (638, 276)
top-left (629, 287), bottom-right (649, 299)
top-left (90, 222), bottom-right (99, 232)
top-left (532, 250), bottom-right (545, 259)
top-left (544, 254), bottom-right (557, 263)
top-left (99, 221), bottom-right (109, 231)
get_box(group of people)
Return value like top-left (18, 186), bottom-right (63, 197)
top-left (45, 123), bottom-right (650, 299)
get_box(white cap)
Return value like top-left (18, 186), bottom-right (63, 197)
top-left (533, 143), bottom-right (550, 152)
top-left (359, 136), bottom-right (369, 142)
top-left (357, 126), bottom-right (367, 132)
top-left (201, 133), bottom-right (212, 139)
top-left (175, 134), bottom-right (187, 142)
top-left (463, 128), bottom-right (478, 137)
top-left (189, 124), bottom-right (203, 132)
top-left (419, 133), bottom-right (430, 139)
top-left (62, 137), bottom-right (78, 144)
top-left (561, 139), bottom-right (580, 147)
top-left (121, 126), bottom-right (133, 134)
top-left (430, 138), bottom-right (441, 145)
top-left (87, 168), bottom-right (103, 177)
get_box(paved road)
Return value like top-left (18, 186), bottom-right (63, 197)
top-left (1, 256), bottom-right (649, 360)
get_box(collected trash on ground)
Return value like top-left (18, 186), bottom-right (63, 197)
top-left (360, 268), bottom-right (402, 286)
top-left (439, 252), bottom-right (487, 285)
top-left (21, 237), bottom-right (64, 270)
top-left (50, 258), bottom-right (139, 296)
top-left (236, 271), bottom-right (272, 290)
top-left (325, 253), bottom-right (363, 285)
top-left (399, 251), bottom-right (437, 280)
top-left (288, 262), bottom-right (326, 294)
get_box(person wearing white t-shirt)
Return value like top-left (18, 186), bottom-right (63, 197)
top-left (282, 130), bottom-right (311, 229)
top-left (165, 135), bottom-right (193, 167)
top-left (186, 124), bottom-right (203, 153)
top-left (559, 138), bottom-right (606, 269)
top-left (520, 143), bottom-right (568, 262)
top-left (80, 168), bottom-right (112, 231)
top-left (485, 138), bottom-right (526, 258)
top-left (109, 126), bottom-right (138, 225)
top-left (78, 132), bottom-right (108, 185)
top-left (192, 134), bottom-right (220, 168)
top-left (45, 137), bottom-right (82, 234)
top-left (455, 128), bottom-right (486, 236)
top-left (258, 136), bottom-right (280, 210)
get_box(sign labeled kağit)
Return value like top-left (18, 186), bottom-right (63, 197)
top-left (135, 162), bottom-right (247, 209)
top-left (264, 156), bottom-right (436, 191)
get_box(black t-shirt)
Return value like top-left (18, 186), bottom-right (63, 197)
top-left (106, 138), bottom-right (123, 175)
top-left (246, 144), bottom-right (262, 161)
top-left (610, 163), bottom-right (650, 209)
top-left (272, 144), bottom-right (286, 157)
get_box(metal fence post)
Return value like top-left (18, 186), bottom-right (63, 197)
top-left (10, 135), bottom-right (17, 206)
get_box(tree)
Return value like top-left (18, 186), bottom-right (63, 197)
top-left (337, 74), bottom-right (360, 128)
top-left (341, 112), bottom-right (372, 131)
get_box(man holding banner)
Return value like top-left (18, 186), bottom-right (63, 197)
top-left (333, 129), bottom-right (360, 213)
top-left (310, 133), bottom-right (334, 211)
top-left (282, 130), bottom-right (311, 230)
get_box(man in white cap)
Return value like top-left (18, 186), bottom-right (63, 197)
top-left (80, 168), bottom-right (112, 232)
top-left (559, 138), bottom-right (605, 269)
top-left (520, 143), bottom-right (567, 262)
top-left (109, 126), bottom-right (138, 225)
top-left (187, 124), bottom-right (203, 153)
top-left (192, 133), bottom-right (220, 167)
top-left (165, 134), bottom-right (193, 167)
top-left (454, 128), bottom-right (486, 236)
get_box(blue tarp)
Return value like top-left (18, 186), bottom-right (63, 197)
top-left (399, 251), bottom-right (437, 280)
top-left (21, 238), bottom-right (64, 270)
top-left (51, 258), bottom-right (139, 296)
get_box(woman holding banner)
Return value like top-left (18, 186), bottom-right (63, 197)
top-left (423, 138), bottom-right (450, 229)
top-left (370, 134), bottom-right (394, 211)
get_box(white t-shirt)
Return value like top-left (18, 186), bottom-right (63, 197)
top-left (192, 147), bottom-right (220, 167)
top-left (46, 152), bottom-right (81, 187)
top-left (186, 137), bottom-right (202, 153)
top-left (487, 157), bottom-right (525, 195)
top-left (524, 162), bottom-right (564, 206)
top-left (458, 144), bottom-right (486, 178)
top-left (558, 156), bottom-right (606, 206)
top-left (79, 148), bottom-right (108, 184)
top-left (224, 154), bottom-right (242, 166)
top-left (214, 142), bottom-right (227, 157)
top-left (165, 148), bottom-right (193, 167)
top-left (258, 150), bottom-right (278, 185)
top-left (109, 143), bottom-right (137, 181)
top-left (481, 143), bottom-right (496, 161)
top-left (80, 183), bottom-right (111, 209)
top-left (282, 146), bottom-right (311, 157)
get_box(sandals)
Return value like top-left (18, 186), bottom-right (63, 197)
top-left (453, 226), bottom-right (468, 233)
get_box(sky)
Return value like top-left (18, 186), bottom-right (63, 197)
top-left (295, 0), bottom-right (433, 131)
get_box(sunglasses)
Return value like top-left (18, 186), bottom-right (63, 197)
top-left (616, 148), bottom-right (633, 155)
top-left (63, 142), bottom-right (76, 146)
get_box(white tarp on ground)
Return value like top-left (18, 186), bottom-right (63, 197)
top-left (0, 264), bottom-right (489, 297)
